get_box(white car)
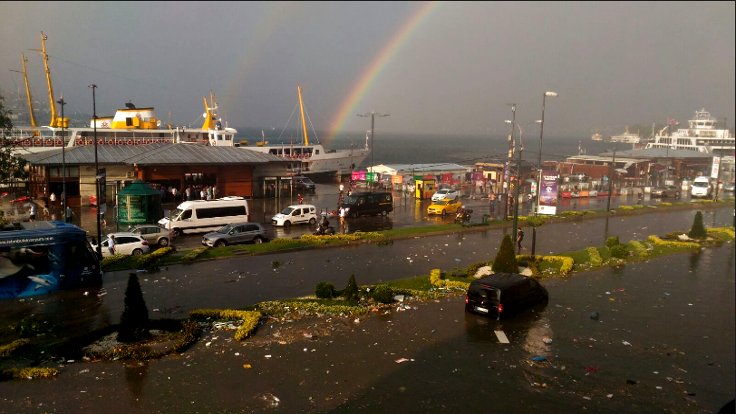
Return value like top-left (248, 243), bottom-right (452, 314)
top-left (91, 232), bottom-right (150, 257)
top-left (431, 188), bottom-right (459, 202)
top-left (271, 204), bottom-right (317, 227)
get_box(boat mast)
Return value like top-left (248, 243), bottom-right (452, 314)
top-left (297, 85), bottom-right (309, 146)
top-left (9, 54), bottom-right (38, 128)
top-left (37, 32), bottom-right (66, 128)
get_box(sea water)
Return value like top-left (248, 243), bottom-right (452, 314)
top-left (235, 129), bottom-right (622, 168)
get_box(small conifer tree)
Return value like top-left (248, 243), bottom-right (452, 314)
top-left (342, 274), bottom-right (359, 303)
top-left (118, 273), bottom-right (151, 343)
top-left (688, 211), bottom-right (707, 239)
top-left (492, 234), bottom-right (518, 273)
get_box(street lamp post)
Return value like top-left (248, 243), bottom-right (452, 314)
top-left (502, 104), bottom-right (517, 221)
top-left (357, 111), bottom-right (389, 191)
top-left (57, 96), bottom-right (67, 212)
top-left (89, 84), bottom-right (101, 257)
top-left (505, 118), bottom-right (523, 252)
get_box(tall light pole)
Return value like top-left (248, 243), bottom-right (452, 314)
top-left (502, 104), bottom-right (517, 221)
top-left (536, 91), bottom-right (557, 214)
top-left (57, 95), bottom-right (66, 212)
top-left (506, 118), bottom-right (523, 251)
top-left (89, 84), bottom-right (101, 257)
top-left (357, 111), bottom-right (389, 191)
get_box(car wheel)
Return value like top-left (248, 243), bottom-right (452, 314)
top-left (132, 248), bottom-right (143, 256)
top-left (309, 218), bottom-right (316, 225)
top-left (159, 237), bottom-right (169, 247)
top-left (253, 236), bottom-right (263, 244)
top-left (172, 228), bottom-right (182, 237)
top-left (284, 221), bottom-right (291, 228)
top-left (441, 209), bottom-right (446, 216)
top-left (215, 240), bottom-right (227, 247)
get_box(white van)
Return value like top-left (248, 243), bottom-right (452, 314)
top-left (690, 176), bottom-right (712, 198)
top-left (158, 197), bottom-right (249, 237)
top-left (271, 204), bottom-right (317, 227)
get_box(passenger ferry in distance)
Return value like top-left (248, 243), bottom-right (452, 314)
top-left (645, 108), bottom-right (735, 156)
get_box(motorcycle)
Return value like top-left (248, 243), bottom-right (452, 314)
top-left (314, 225), bottom-right (336, 235)
top-left (454, 207), bottom-right (472, 225)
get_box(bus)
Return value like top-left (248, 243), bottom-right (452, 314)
top-left (158, 196), bottom-right (249, 237)
top-left (0, 221), bottom-right (102, 300)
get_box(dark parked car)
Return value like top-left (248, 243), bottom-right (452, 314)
top-left (651, 185), bottom-right (681, 198)
top-left (293, 176), bottom-right (316, 193)
top-left (201, 222), bottom-right (269, 247)
top-left (465, 273), bottom-right (548, 319)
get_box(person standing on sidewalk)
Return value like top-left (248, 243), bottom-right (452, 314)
top-left (65, 205), bottom-right (75, 223)
top-left (516, 226), bottom-right (525, 251)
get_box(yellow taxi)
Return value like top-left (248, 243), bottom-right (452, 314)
top-left (427, 198), bottom-right (463, 216)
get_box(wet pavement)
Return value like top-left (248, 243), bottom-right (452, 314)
top-left (0, 192), bottom-right (734, 412)
top-left (0, 237), bottom-right (733, 413)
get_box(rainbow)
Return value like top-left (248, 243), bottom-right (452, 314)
top-left (325, 2), bottom-right (440, 142)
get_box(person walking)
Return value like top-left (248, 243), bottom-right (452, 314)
top-left (28, 199), bottom-right (38, 221)
top-left (65, 205), bottom-right (74, 223)
top-left (516, 226), bottom-right (525, 251)
top-left (108, 234), bottom-right (116, 255)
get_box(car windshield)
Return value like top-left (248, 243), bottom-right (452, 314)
top-left (437, 189), bottom-right (449, 194)
top-left (343, 195), bottom-right (358, 204)
top-left (280, 207), bottom-right (295, 215)
top-left (170, 208), bottom-right (184, 219)
top-left (693, 182), bottom-right (708, 188)
top-left (435, 200), bottom-right (451, 206)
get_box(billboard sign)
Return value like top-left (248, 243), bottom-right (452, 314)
top-left (538, 170), bottom-right (559, 215)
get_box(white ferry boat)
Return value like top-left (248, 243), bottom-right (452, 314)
top-left (9, 96), bottom-right (236, 155)
top-left (645, 109), bottom-right (735, 155)
top-left (235, 86), bottom-right (370, 177)
top-left (609, 127), bottom-right (641, 144)
top-left (8, 32), bottom-right (235, 154)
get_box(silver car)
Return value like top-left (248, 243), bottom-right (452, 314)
top-left (130, 224), bottom-right (171, 247)
top-left (202, 222), bottom-right (268, 247)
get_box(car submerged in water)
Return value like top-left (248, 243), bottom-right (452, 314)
top-left (465, 273), bottom-right (548, 319)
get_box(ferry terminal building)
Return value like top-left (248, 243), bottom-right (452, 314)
top-left (17, 143), bottom-right (297, 208)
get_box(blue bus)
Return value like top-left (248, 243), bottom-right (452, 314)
top-left (0, 221), bottom-right (102, 299)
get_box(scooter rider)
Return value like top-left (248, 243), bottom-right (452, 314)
top-left (316, 212), bottom-right (330, 235)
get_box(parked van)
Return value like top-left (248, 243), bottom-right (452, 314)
top-left (690, 176), bottom-right (712, 198)
top-left (341, 192), bottom-right (393, 217)
top-left (158, 196), bottom-right (249, 237)
top-left (271, 204), bottom-right (317, 227)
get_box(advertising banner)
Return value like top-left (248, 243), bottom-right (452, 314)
top-left (538, 170), bottom-right (559, 215)
top-left (710, 156), bottom-right (721, 179)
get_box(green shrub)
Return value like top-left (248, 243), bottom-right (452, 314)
top-left (605, 236), bottom-right (620, 247)
top-left (609, 244), bottom-right (628, 259)
top-left (586, 247), bottom-right (603, 267)
top-left (315, 282), bottom-right (336, 299)
top-left (688, 211), bottom-right (707, 239)
top-left (371, 284), bottom-right (395, 304)
top-left (342, 274), bottom-right (359, 302)
top-left (492, 235), bottom-right (518, 273)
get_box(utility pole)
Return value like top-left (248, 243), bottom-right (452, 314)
top-left (57, 96), bottom-right (66, 210)
top-left (606, 148), bottom-right (616, 212)
top-left (357, 111), bottom-right (389, 192)
top-left (503, 104), bottom-right (516, 220)
top-left (89, 84), bottom-right (101, 257)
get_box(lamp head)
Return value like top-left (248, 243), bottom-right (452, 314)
top-left (545, 91), bottom-right (558, 97)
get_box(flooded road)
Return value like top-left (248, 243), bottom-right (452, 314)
top-left (1, 194), bottom-right (734, 413)
top-left (0, 239), bottom-right (733, 412)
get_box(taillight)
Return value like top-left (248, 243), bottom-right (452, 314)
top-left (497, 303), bottom-right (504, 314)
top-left (142, 241), bottom-right (149, 245)
top-left (465, 294), bottom-right (469, 304)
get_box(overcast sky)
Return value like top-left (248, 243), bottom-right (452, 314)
top-left (1, 1), bottom-right (733, 140)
